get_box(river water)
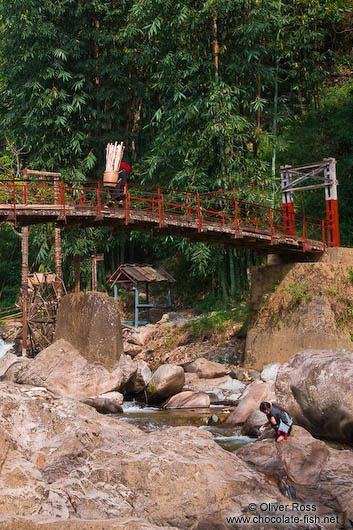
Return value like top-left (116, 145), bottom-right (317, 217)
top-left (113, 401), bottom-right (256, 451)
top-left (0, 338), bottom-right (14, 359)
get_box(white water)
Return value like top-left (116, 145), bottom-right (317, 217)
top-left (122, 401), bottom-right (159, 414)
top-left (0, 338), bottom-right (14, 359)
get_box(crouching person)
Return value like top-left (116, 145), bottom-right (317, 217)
top-left (259, 401), bottom-right (293, 442)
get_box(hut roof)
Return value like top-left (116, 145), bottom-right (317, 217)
top-left (108, 264), bottom-right (175, 287)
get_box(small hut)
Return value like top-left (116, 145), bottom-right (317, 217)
top-left (108, 264), bottom-right (175, 327)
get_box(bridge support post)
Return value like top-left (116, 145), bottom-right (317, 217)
top-left (53, 176), bottom-right (63, 298)
top-left (21, 226), bottom-right (29, 357)
top-left (281, 165), bottom-right (296, 236)
top-left (324, 158), bottom-right (340, 247)
top-left (21, 168), bottom-right (29, 357)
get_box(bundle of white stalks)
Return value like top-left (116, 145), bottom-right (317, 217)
top-left (105, 141), bottom-right (124, 172)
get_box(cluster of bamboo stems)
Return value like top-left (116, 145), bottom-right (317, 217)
top-left (105, 141), bottom-right (124, 172)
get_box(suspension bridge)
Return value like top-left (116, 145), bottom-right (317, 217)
top-left (0, 168), bottom-right (336, 258)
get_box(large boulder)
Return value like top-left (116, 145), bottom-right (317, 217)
top-left (184, 357), bottom-right (228, 379)
top-left (162, 391), bottom-right (210, 409)
top-left (0, 355), bottom-right (30, 382)
top-left (184, 375), bottom-right (245, 403)
top-left (55, 292), bottom-right (123, 370)
top-left (237, 425), bottom-right (352, 526)
top-left (13, 339), bottom-right (124, 398)
top-left (80, 392), bottom-right (124, 414)
top-left (225, 380), bottom-right (275, 425)
top-left (0, 352), bottom-right (18, 375)
top-left (124, 360), bottom-right (151, 394)
top-left (117, 354), bottom-right (138, 388)
top-left (275, 349), bottom-right (353, 443)
top-left (147, 364), bottom-right (185, 404)
top-left (0, 381), bottom-right (289, 529)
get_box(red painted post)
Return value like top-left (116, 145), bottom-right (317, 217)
top-left (322, 219), bottom-right (326, 251)
top-left (12, 179), bottom-right (16, 225)
top-left (22, 181), bottom-right (27, 205)
top-left (324, 158), bottom-right (340, 247)
top-left (60, 181), bottom-right (65, 218)
top-left (302, 216), bottom-right (307, 252)
top-left (197, 192), bottom-right (201, 232)
top-left (97, 181), bottom-right (101, 216)
top-left (125, 183), bottom-right (129, 225)
top-left (326, 199), bottom-right (340, 247)
top-left (270, 208), bottom-right (274, 245)
top-left (161, 192), bottom-right (165, 227)
top-left (234, 200), bottom-right (239, 236)
top-left (282, 202), bottom-right (296, 235)
top-left (158, 187), bottom-right (162, 228)
top-left (187, 193), bottom-right (191, 219)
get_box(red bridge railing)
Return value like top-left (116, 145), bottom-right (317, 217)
top-left (0, 178), bottom-right (326, 251)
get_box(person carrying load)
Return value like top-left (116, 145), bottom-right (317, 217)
top-left (259, 401), bottom-right (293, 442)
top-left (104, 162), bottom-right (131, 208)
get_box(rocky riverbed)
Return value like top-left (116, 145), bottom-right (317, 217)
top-left (0, 293), bottom-right (353, 528)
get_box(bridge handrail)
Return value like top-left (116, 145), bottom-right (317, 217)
top-left (0, 179), bottom-right (326, 250)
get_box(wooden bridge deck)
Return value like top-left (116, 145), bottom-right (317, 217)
top-left (0, 180), bottom-right (326, 257)
top-left (0, 203), bottom-right (324, 257)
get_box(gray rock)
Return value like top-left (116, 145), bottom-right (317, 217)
top-left (260, 362), bottom-right (281, 383)
top-left (162, 390), bottom-right (210, 409)
top-left (0, 381), bottom-right (288, 528)
top-left (55, 291), bottom-right (123, 370)
top-left (185, 357), bottom-right (228, 379)
top-left (276, 348), bottom-right (353, 443)
top-left (147, 364), bottom-right (185, 404)
top-left (14, 339), bottom-right (124, 398)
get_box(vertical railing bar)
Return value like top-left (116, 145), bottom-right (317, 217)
top-left (97, 181), bottom-right (101, 216)
top-left (125, 183), bottom-right (129, 225)
top-left (270, 208), bottom-right (274, 245)
top-left (158, 187), bottom-right (162, 228)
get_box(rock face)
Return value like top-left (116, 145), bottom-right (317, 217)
top-left (147, 364), bottom-right (185, 404)
top-left (275, 349), bottom-right (353, 443)
top-left (244, 257), bottom-right (353, 369)
top-left (237, 425), bottom-right (353, 526)
top-left (163, 390), bottom-right (210, 409)
top-left (184, 357), bottom-right (228, 379)
top-left (55, 292), bottom-right (123, 370)
top-left (241, 410), bottom-right (266, 437)
top-left (13, 339), bottom-right (124, 398)
top-left (0, 382), bottom-right (288, 529)
top-left (225, 380), bottom-right (275, 425)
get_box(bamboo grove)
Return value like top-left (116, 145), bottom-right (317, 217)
top-left (0, 0), bottom-right (352, 310)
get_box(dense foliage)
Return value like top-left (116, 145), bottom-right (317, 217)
top-left (0, 0), bottom-right (352, 310)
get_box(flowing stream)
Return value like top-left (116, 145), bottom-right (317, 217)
top-left (0, 338), bottom-right (14, 359)
top-left (113, 401), bottom-right (256, 451)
